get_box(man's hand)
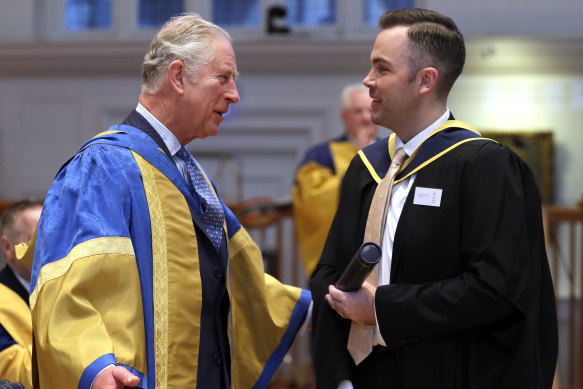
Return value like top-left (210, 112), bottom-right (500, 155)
top-left (353, 126), bottom-right (377, 150)
top-left (325, 281), bottom-right (376, 325)
top-left (92, 366), bottom-right (139, 389)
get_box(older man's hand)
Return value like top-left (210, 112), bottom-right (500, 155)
top-left (325, 281), bottom-right (377, 325)
top-left (92, 366), bottom-right (139, 389)
top-left (353, 126), bottom-right (377, 150)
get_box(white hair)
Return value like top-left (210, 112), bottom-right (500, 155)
top-left (141, 13), bottom-right (232, 94)
top-left (340, 83), bottom-right (369, 110)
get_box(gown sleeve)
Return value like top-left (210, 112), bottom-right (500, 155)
top-left (30, 145), bottom-right (147, 389)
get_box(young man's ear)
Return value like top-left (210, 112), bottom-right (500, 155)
top-left (418, 67), bottom-right (439, 96)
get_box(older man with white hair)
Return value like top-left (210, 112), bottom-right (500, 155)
top-left (28, 13), bottom-right (311, 389)
top-left (292, 84), bottom-right (378, 278)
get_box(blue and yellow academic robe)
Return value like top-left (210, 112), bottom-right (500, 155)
top-left (292, 135), bottom-right (357, 277)
top-left (27, 125), bottom-right (311, 389)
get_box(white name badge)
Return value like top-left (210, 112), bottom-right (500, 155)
top-left (413, 187), bottom-right (443, 207)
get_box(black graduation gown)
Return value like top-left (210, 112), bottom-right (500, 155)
top-left (310, 136), bottom-right (558, 389)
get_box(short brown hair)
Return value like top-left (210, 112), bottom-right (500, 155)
top-left (379, 8), bottom-right (465, 98)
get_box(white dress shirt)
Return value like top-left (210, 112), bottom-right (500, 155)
top-left (135, 103), bottom-right (191, 182)
top-left (373, 109), bottom-right (450, 347)
top-left (338, 110), bottom-right (450, 389)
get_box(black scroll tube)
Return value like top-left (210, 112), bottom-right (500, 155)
top-left (335, 242), bottom-right (382, 292)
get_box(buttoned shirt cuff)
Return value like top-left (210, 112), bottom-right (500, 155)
top-left (299, 300), bottom-right (313, 335)
top-left (338, 380), bottom-right (354, 389)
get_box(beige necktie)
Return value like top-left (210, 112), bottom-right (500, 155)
top-left (346, 147), bottom-right (408, 365)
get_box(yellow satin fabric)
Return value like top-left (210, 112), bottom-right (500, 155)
top-left (32, 237), bottom-right (146, 388)
top-left (227, 227), bottom-right (304, 388)
top-left (0, 284), bottom-right (33, 389)
top-left (134, 151), bottom-right (203, 388)
top-left (292, 141), bottom-right (356, 277)
top-left (14, 228), bottom-right (36, 269)
top-left (140, 152), bottom-right (305, 388)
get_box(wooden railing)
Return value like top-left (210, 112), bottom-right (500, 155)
top-left (544, 197), bottom-right (583, 389)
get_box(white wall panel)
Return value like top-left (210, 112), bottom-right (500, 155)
top-left (188, 102), bottom-right (331, 202)
top-left (1, 96), bottom-right (81, 197)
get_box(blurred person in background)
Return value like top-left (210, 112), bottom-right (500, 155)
top-left (0, 199), bottom-right (43, 389)
top-left (292, 84), bottom-right (378, 278)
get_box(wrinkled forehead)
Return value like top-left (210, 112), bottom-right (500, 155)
top-left (209, 36), bottom-right (236, 61)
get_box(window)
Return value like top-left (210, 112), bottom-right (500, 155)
top-left (364, 0), bottom-right (415, 25)
top-left (50, 0), bottom-right (416, 40)
top-left (139, 0), bottom-right (184, 29)
top-left (287, 0), bottom-right (337, 26)
top-left (212, 0), bottom-right (260, 27)
top-left (212, 0), bottom-right (338, 28)
top-left (65, 0), bottom-right (111, 30)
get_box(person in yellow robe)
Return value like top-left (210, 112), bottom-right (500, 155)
top-left (292, 84), bottom-right (379, 277)
top-left (0, 199), bottom-right (43, 389)
top-left (24, 14), bottom-right (311, 389)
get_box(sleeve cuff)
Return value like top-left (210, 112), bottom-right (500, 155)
top-left (374, 298), bottom-right (388, 347)
top-left (299, 300), bottom-right (313, 335)
top-left (78, 353), bottom-right (116, 389)
top-left (338, 380), bottom-right (354, 389)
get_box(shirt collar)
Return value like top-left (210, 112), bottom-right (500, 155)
top-left (136, 103), bottom-right (183, 157)
top-left (394, 109), bottom-right (450, 158)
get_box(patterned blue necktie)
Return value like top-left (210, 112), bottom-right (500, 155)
top-left (177, 147), bottom-right (225, 251)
